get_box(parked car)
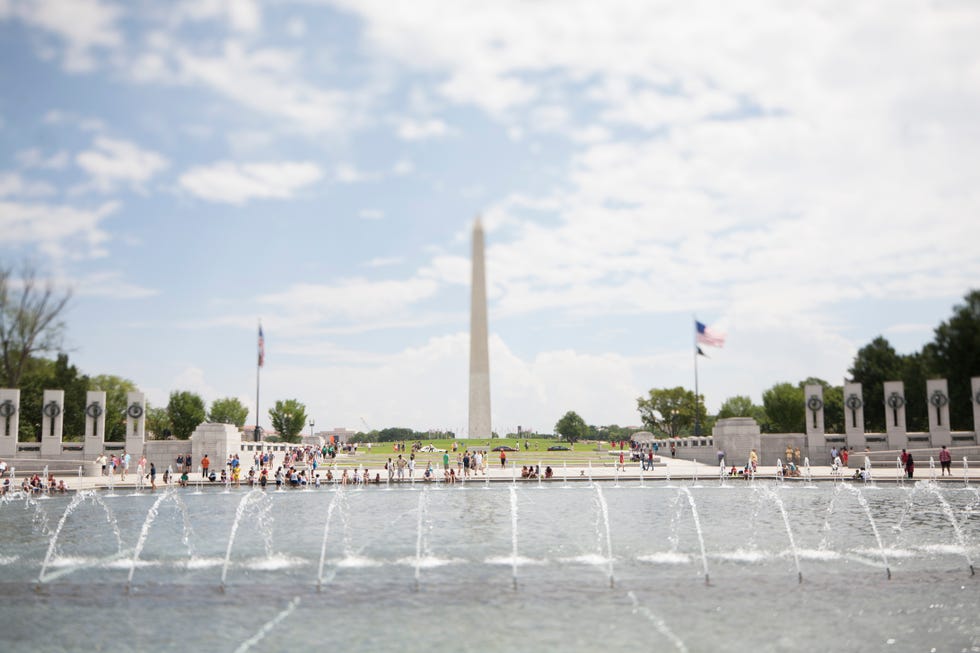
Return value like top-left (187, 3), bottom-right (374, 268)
top-left (491, 445), bottom-right (517, 452)
top-left (547, 445), bottom-right (570, 451)
top-left (418, 445), bottom-right (446, 453)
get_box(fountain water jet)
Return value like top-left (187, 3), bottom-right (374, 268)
top-left (127, 489), bottom-right (194, 591)
top-left (509, 486), bottom-right (519, 589)
top-left (220, 489), bottom-right (274, 591)
top-left (414, 487), bottom-right (429, 591)
top-left (233, 596), bottom-right (302, 653)
top-left (627, 591), bottom-right (688, 653)
top-left (594, 484), bottom-right (614, 588)
top-left (922, 483), bottom-right (975, 576)
top-left (679, 487), bottom-right (709, 585)
top-left (316, 488), bottom-right (345, 591)
top-left (841, 484), bottom-right (890, 579)
top-left (760, 486), bottom-right (802, 583)
top-left (39, 490), bottom-right (124, 585)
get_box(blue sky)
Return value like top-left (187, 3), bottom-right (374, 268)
top-left (1, 0), bottom-right (977, 435)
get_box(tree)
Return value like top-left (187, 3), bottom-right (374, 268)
top-left (554, 411), bottom-right (588, 443)
top-left (798, 378), bottom-right (844, 434)
top-left (636, 387), bottom-right (705, 436)
top-left (717, 395), bottom-right (767, 424)
top-left (924, 290), bottom-right (980, 430)
top-left (51, 354), bottom-right (88, 440)
top-left (0, 264), bottom-right (72, 387)
top-left (15, 356), bottom-right (54, 441)
top-left (269, 399), bottom-right (307, 443)
top-left (762, 382), bottom-right (805, 433)
top-left (167, 391), bottom-right (206, 439)
top-left (89, 374), bottom-right (138, 441)
top-left (145, 406), bottom-right (172, 440)
top-left (848, 336), bottom-right (903, 432)
top-left (208, 397), bottom-right (249, 427)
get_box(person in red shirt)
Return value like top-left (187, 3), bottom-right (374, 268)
top-left (939, 445), bottom-right (952, 476)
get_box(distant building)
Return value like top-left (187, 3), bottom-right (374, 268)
top-left (318, 427), bottom-right (357, 445)
top-left (242, 425), bottom-right (280, 441)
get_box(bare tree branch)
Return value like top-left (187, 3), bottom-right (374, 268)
top-left (0, 263), bottom-right (72, 387)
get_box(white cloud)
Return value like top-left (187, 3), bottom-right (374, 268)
top-left (64, 270), bottom-right (158, 299)
top-left (363, 256), bottom-right (403, 268)
top-left (258, 277), bottom-right (441, 321)
top-left (0, 172), bottom-right (56, 198)
top-left (358, 208), bottom-right (383, 220)
top-left (0, 199), bottom-right (116, 259)
top-left (396, 118), bottom-right (450, 141)
top-left (173, 0), bottom-right (261, 33)
top-left (334, 163), bottom-right (367, 184)
top-left (16, 148), bottom-right (70, 170)
top-left (392, 159), bottom-right (414, 176)
top-left (7, 0), bottom-right (122, 71)
top-left (178, 161), bottom-right (322, 205)
top-left (170, 41), bottom-right (358, 134)
top-left (75, 136), bottom-right (169, 192)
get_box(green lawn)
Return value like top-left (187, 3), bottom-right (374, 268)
top-left (322, 438), bottom-right (636, 469)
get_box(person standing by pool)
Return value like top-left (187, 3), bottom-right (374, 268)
top-left (500, 449), bottom-right (507, 468)
top-left (201, 454), bottom-right (210, 479)
top-left (904, 451), bottom-right (915, 479)
top-left (149, 462), bottom-right (156, 490)
top-left (442, 451), bottom-right (450, 473)
top-left (408, 453), bottom-right (416, 479)
top-left (939, 445), bottom-right (952, 476)
top-left (396, 454), bottom-right (407, 481)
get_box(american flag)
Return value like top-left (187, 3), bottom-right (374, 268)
top-left (696, 321), bottom-right (726, 348)
top-left (258, 324), bottom-right (265, 367)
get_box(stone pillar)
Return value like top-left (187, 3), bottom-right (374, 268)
top-left (884, 381), bottom-right (907, 450)
top-left (125, 392), bottom-right (146, 455)
top-left (927, 379), bottom-right (951, 447)
top-left (467, 218), bottom-right (491, 439)
top-left (40, 389), bottom-right (64, 458)
top-left (804, 384), bottom-right (825, 438)
top-left (843, 382), bottom-right (865, 446)
top-left (804, 385), bottom-right (828, 460)
top-left (0, 388), bottom-right (20, 457)
top-left (191, 422), bottom-right (242, 470)
top-left (972, 377), bottom-right (980, 437)
top-left (83, 391), bottom-right (107, 457)
top-left (711, 417), bottom-right (761, 468)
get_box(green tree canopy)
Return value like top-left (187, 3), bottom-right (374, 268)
top-left (208, 396), bottom-right (249, 427)
top-left (848, 336), bottom-right (903, 432)
top-left (269, 399), bottom-right (308, 443)
top-left (89, 374), bottom-right (137, 442)
top-left (924, 290), bottom-right (980, 430)
top-left (555, 411), bottom-right (589, 443)
top-left (145, 405), bottom-right (172, 440)
top-left (636, 387), bottom-right (705, 436)
top-left (15, 356), bottom-right (55, 441)
top-left (716, 395), bottom-right (766, 424)
top-left (761, 382), bottom-right (805, 433)
top-left (51, 354), bottom-right (88, 440)
top-left (167, 391), bottom-right (206, 439)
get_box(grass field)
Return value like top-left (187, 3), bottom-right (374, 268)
top-left (323, 438), bottom-right (639, 470)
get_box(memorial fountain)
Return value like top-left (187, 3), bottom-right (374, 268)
top-left (0, 479), bottom-right (976, 652)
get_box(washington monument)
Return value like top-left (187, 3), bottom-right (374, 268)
top-left (468, 218), bottom-right (491, 439)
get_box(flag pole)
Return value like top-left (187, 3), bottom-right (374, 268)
top-left (694, 316), bottom-right (700, 436)
top-left (256, 320), bottom-right (262, 443)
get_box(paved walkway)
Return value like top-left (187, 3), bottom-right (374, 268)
top-left (12, 454), bottom-right (978, 493)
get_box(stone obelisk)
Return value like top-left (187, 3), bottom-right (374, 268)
top-left (468, 218), bottom-right (491, 439)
